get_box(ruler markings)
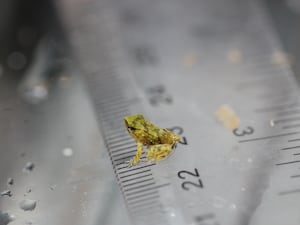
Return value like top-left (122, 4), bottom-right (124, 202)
top-left (96, 96), bottom-right (140, 107)
top-left (124, 182), bottom-right (156, 192)
top-left (288, 138), bottom-right (300, 142)
top-left (290, 174), bottom-right (300, 178)
top-left (98, 103), bottom-right (130, 114)
top-left (107, 136), bottom-right (132, 146)
top-left (109, 142), bottom-right (135, 153)
top-left (106, 133), bottom-right (130, 142)
top-left (281, 146), bottom-right (300, 151)
top-left (254, 103), bottom-right (300, 113)
top-left (100, 110), bottom-right (129, 119)
top-left (282, 124), bottom-right (300, 129)
top-left (274, 117), bottom-right (300, 124)
top-left (103, 124), bottom-right (125, 133)
top-left (130, 203), bottom-right (161, 213)
top-left (129, 200), bottom-right (160, 209)
top-left (131, 206), bottom-right (163, 216)
top-left (109, 140), bottom-right (135, 149)
top-left (239, 131), bottom-right (300, 143)
top-left (113, 154), bottom-right (136, 162)
top-left (110, 145), bottom-right (136, 156)
top-left (119, 164), bottom-right (155, 174)
top-left (127, 194), bottom-right (159, 205)
top-left (276, 160), bottom-right (300, 166)
top-left (96, 98), bottom-right (129, 109)
top-left (125, 183), bottom-right (170, 197)
top-left (123, 178), bottom-right (154, 188)
top-left (120, 169), bottom-right (152, 179)
top-left (279, 188), bottom-right (300, 196)
top-left (122, 174), bottom-right (153, 183)
top-left (276, 110), bottom-right (300, 117)
top-left (94, 95), bottom-right (128, 105)
top-left (97, 97), bottom-right (140, 108)
top-left (111, 149), bottom-right (137, 158)
top-left (126, 190), bottom-right (159, 201)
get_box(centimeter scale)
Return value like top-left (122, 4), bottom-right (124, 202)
top-left (64, 0), bottom-right (300, 224)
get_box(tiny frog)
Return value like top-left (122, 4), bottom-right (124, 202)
top-left (124, 114), bottom-right (180, 166)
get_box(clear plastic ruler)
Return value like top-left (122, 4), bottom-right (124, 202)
top-left (64, 0), bottom-right (300, 224)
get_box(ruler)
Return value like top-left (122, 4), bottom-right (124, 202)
top-left (64, 0), bottom-right (300, 224)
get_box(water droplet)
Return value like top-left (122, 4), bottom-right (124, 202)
top-left (0, 211), bottom-right (15, 225)
top-left (62, 148), bottom-right (74, 157)
top-left (270, 119), bottom-right (275, 127)
top-left (19, 199), bottom-right (37, 211)
top-left (0, 190), bottom-right (12, 197)
top-left (22, 84), bottom-right (48, 104)
top-left (6, 178), bottom-right (13, 186)
top-left (170, 212), bottom-right (176, 217)
top-left (247, 158), bottom-right (253, 163)
top-left (229, 203), bottom-right (237, 210)
top-left (22, 162), bottom-right (34, 173)
top-left (7, 52), bottom-right (27, 70)
top-left (241, 187), bottom-right (246, 192)
top-left (49, 185), bottom-right (56, 191)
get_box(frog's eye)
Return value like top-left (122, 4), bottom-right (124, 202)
top-left (128, 126), bottom-right (137, 131)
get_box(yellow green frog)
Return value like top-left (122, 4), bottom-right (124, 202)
top-left (124, 114), bottom-right (180, 166)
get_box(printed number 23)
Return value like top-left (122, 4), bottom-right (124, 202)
top-left (233, 126), bottom-right (254, 137)
top-left (178, 168), bottom-right (204, 191)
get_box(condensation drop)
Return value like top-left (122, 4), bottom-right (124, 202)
top-left (62, 148), bottom-right (74, 157)
top-left (0, 211), bottom-right (15, 225)
top-left (22, 84), bottom-right (48, 105)
top-left (19, 199), bottom-right (37, 211)
top-left (0, 190), bottom-right (12, 197)
top-left (7, 52), bottom-right (27, 70)
top-left (23, 162), bottom-right (35, 173)
top-left (49, 185), bottom-right (56, 191)
top-left (6, 178), bottom-right (13, 186)
top-left (229, 203), bottom-right (237, 210)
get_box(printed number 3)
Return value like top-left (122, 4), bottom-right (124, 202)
top-left (178, 168), bottom-right (204, 191)
top-left (233, 126), bottom-right (254, 137)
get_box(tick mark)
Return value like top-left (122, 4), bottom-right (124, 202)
top-left (276, 160), bottom-right (300, 166)
top-left (255, 103), bottom-right (300, 113)
top-left (120, 169), bottom-right (151, 179)
top-left (290, 174), bottom-right (300, 178)
top-left (239, 131), bottom-right (300, 143)
top-left (279, 188), bottom-right (300, 196)
top-left (282, 124), bottom-right (300, 129)
top-left (281, 146), bottom-right (300, 150)
top-left (288, 138), bottom-right (300, 142)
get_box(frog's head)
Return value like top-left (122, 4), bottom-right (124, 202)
top-left (124, 114), bottom-right (145, 135)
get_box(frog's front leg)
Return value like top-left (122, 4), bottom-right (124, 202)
top-left (128, 142), bottom-right (143, 166)
top-left (146, 144), bottom-right (174, 162)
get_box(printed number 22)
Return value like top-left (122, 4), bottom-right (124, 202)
top-left (178, 168), bottom-right (204, 191)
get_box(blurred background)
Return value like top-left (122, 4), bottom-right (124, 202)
top-left (0, 0), bottom-right (300, 225)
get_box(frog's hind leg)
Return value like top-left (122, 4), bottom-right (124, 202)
top-left (128, 142), bottom-right (143, 167)
top-left (146, 144), bottom-right (173, 162)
